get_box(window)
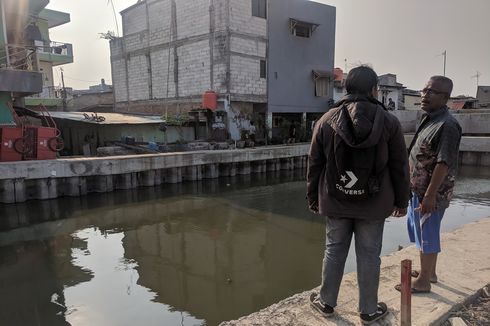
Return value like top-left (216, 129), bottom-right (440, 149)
top-left (293, 25), bottom-right (311, 38)
top-left (290, 18), bottom-right (319, 38)
top-left (315, 78), bottom-right (330, 97)
top-left (312, 70), bottom-right (331, 97)
top-left (260, 60), bottom-right (267, 79)
top-left (252, 0), bottom-right (267, 19)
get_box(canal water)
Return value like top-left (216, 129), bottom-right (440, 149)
top-left (0, 167), bottom-right (489, 326)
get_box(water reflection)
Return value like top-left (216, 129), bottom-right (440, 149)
top-left (0, 167), bottom-right (488, 325)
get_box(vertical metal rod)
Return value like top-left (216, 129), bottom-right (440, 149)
top-left (443, 50), bottom-right (446, 77)
top-left (401, 259), bottom-right (412, 326)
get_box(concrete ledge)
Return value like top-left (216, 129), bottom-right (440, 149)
top-left (220, 218), bottom-right (490, 326)
top-left (0, 144), bottom-right (310, 180)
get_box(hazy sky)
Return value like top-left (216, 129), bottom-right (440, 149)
top-left (47, 0), bottom-right (490, 96)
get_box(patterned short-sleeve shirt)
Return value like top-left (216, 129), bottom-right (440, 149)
top-left (409, 107), bottom-right (462, 209)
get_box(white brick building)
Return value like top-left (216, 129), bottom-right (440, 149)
top-left (110, 0), bottom-right (335, 141)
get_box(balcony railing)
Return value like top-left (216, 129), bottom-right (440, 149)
top-left (35, 40), bottom-right (73, 57)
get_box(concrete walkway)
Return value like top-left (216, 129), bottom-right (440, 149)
top-left (220, 217), bottom-right (490, 326)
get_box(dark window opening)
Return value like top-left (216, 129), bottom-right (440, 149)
top-left (260, 60), bottom-right (267, 79)
top-left (290, 18), bottom-right (319, 38)
top-left (252, 0), bottom-right (267, 19)
top-left (293, 25), bottom-right (311, 38)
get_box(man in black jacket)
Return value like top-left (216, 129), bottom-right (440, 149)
top-left (307, 66), bottom-right (410, 324)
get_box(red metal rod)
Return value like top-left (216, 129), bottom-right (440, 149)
top-left (401, 259), bottom-right (412, 326)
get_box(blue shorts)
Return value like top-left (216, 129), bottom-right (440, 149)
top-left (407, 193), bottom-right (445, 253)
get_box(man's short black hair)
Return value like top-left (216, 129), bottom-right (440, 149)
top-left (345, 65), bottom-right (378, 95)
top-left (430, 75), bottom-right (453, 96)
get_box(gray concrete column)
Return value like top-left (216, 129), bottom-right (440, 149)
top-left (165, 167), bottom-right (182, 184)
top-left (115, 173), bottom-right (134, 190)
top-left (461, 152), bottom-right (480, 166)
top-left (481, 153), bottom-right (490, 167)
top-left (0, 179), bottom-right (15, 203)
top-left (237, 162), bottom-right (251, 175)
top-left (92, 176), bottom-right (114, 193)
top-left (36, 178), bottom-right (58, 200)
top-left (183, 166), bottom-right (198, 181)
top-left (141, 170), bottom-right (156, 187)
top-left (204, 164), bottom-right (219, 179)
top-left (14, 179), bottom-right (26, 203)
top-left (266, 159), bottom-right (278, 172)
top-left (294, 157), bottom-right (303, 169)
top-left (154, 169), bottom-right (163, 186)
top-left (66, 177), bottom-right (81, 196)
top-left (219, 163), bottom-right (231, 176)
top-left (252, 160), bottom-right (266, 173)
top-left (280, 158), bottom-right (292, 170)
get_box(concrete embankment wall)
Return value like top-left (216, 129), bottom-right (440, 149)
top-left (0, 145), bottom-right (309, 204)
top-left (392, 110), bottom-right (490, 134)
top-left (0, 134), bottom-right (489, 204)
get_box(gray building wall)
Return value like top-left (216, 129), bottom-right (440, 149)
top-left (267, 0), bottom-right (336, 113)
top-left (110, 0), bottom-right (268, 115)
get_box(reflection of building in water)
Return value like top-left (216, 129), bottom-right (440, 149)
top-left (0, 235), bottom-right (92, 325)
top-left (121, 195), bottom-right (323, 325)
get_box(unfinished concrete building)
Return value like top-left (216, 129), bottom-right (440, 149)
top-left (110, 0), bottom-right (335, 141)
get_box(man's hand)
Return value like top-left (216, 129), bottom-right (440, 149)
top-left (420, 193), bottom-right (436, 214)
top-left (392, 207), bottom-right (407, 218)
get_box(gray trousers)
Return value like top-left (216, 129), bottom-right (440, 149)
top-left (319, 216), bottom-right (385, 314)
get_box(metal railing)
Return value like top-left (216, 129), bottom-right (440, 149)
top-left (35, 41), bottom-right (73, 57)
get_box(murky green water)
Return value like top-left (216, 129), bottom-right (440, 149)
top-left (0, 167), bottom-right (489, 326)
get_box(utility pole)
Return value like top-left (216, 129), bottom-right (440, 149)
top-left (471, 71), bottom-right (481, 87)
top-left (442, 50), bottom-right (447, 76)
top-left (60, 67), bottom-right (67, 112)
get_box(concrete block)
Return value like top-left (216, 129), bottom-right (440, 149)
top-left (237, 162), bottom-right (251, 175)
top-left (34, 178), bottom-right (58, 200)
top-left (140, 170), bottom-right (156, 187)
top-left (0, 179), bottom-right (15, 203)
top-left (251, 160), bottom-right (266, 173)
top-left (165, 167), bottom-right (182, 184)
top-left (115, 173), bottom-right (134, 190)
top-left (204, 164), bottom-right (219, 179)
top-left (460, 152), bottom-right (480, 166)
top-left (280, 158), bottom-right (293, 170)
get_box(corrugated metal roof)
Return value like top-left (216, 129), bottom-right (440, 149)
top-left (49, 112), bottom-right (163, 125)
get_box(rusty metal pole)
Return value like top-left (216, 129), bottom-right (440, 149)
top-left (401, 259), bottom-right (412, 326)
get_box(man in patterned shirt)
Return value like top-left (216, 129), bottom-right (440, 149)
top-left (398, 76), bottom-right (462, 293)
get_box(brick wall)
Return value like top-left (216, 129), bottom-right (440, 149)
top-left (111, 0), bottom-right (269, 111)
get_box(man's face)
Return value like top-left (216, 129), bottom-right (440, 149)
top-left (420, 79), bottom-right (450, 112)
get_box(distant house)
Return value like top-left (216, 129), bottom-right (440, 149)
top-left (447, 96), bottom-right (478, 110)
top-left (377, 74), bottom-right (405, 110)
top-left (476, 86), bottom-right (490, 108)
top-left (333, 67), bottom-right (347, 103)
top-left (403, 89), bottom-right (421, 111)
top-left (71, 79), bottom-right (114, 112)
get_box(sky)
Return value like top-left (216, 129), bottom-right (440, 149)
top-left (46, 0), bottom-right (490, 96)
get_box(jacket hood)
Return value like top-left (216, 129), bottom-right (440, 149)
top-left (326, 94), bottom-right (386, 148)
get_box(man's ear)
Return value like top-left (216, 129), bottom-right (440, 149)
top-left (371, 86), bottom-right (378, 98)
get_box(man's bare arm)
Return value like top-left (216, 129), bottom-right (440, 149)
top-left (420, 163), bottom-right (448, 214)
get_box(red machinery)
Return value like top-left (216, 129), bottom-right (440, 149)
top-left (0, 103), bottom-right (63, 162)
top-left (0, 127), bottom-right (23, 162)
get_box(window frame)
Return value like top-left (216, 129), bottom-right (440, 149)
top-left (252, 0), bottom-right (267, 19)
top-left (260, 60), bottom-right (267, 79)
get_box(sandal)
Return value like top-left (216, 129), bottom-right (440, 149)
top-left (394, 283), bottom-right (430, 294)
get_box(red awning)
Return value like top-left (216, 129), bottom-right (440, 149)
top-left (450, 101), bottom-right (465, 110)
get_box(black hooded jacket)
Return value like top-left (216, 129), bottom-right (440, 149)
top-left (307, 94), bottom-right (410, 219)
